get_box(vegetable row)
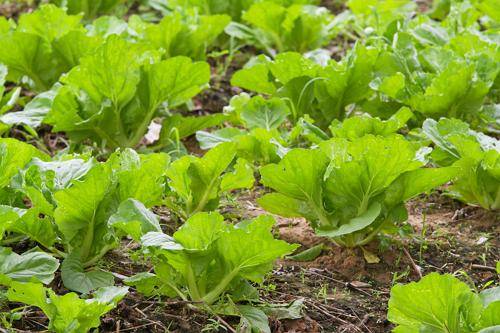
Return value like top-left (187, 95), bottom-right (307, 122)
top-left (0, 0), bottom-right (498, 332)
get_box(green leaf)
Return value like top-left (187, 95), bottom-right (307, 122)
top-left (17, 4), bottom-right (83, 42)
top-left (384, 167), bottom-right (457, 207)
top-left (196, 128), bottom-right (245, 150)
top-left (261, 298), bottom-right (305, 320)
top-left (315, 44), bottom-right (379, 123)
top-left (0, 32), bottom-right (51, 89)
top-left (347, 0), bottom-right (416, 34)
top-left (87, 15), bottom-right (128, 37)
top-left (260, 134), bottom-right (452, 246)
top-left (52, 30), bottom-right (102, 73)
top-left (166, 143), bottom-right (237, 216)
top-left (0, 205), bottom-right (23, 237)
top-left (286, 244), bottom-right (324, 261)
top-left (53, 163), bottom-right (112, 260)
top-left (108, 149), bottom-right (169, 207)
top-left (6, 281), bottom-right (52, 314)
top-left (123, 272), bottom-right (176, 297)
top-left (479, 300), bottom-right (500, 328)
top-left (231, 63), bottom-right (277, 95)
top-left (237, 305), bottom-right (271, 333)
top-left (0, 84), bottom-right (61, 128)
top-left (45, 36), bottom-right (210, 148)
top-left (0, 5), bottom-right (85, 91)
top-left (329, 107), bottom-right (413, 140)
top-left (0, 138), bottom-right (48, 188)
top-left (259, 148), bottom-right (330, 227)
top-left (140, 56), bottom-right (210, 109)
top-left (144, 12), bottom-right (230, 60)
top-left (423, 118), bottom-right (500, 210)
top-left (388, 273), bottom-right (486, 332)
top-left (142, 212), bottom-right (297, 306)
top-left (61, 253), bottom-right (114, 294)
top-left (257, 192), bottom-right (317, 220)
top-left (7, 281), bottom-right (127, 333)
top-left (50, 150), bottom-right (168, 267)
top-left (239, 96), bottom-right (290, 130)
top-left (108, 199), bottom-right (162, 241)
top-left (50, 0), bottom-right (126, 19)
top-left (157, 113), bottom-right (227, 149)
top-left (173, 212), bottom-right (226, 252)
top-left (480, 287), bottom-right (500, 308)
top-left (0, 247), bottom-right (59, 284)
top-left (231, 2), bottom-right (335, 54)
top-left (316, 202), bottom-right (382, 238)
top-left (269, 52), bottom-right (321, 84)
top-left (187, 142), bottom-right (236, 210)
top-left (3, 208), bottom-right (57, 248)
top-left (409, 60), bottom-right (495, 120)
top-left (217, 215), bottom-right (299, 283)
top-left (220, 158), bottom-right (254, 193)
top-left (322, 136), bottom-right (421, 216)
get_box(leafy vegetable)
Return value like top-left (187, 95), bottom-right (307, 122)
top-left (0, 148), bottom-right (168, 293)
top-left (44, 36), bottom-right (210, 149)
top-left (231, 52), bottom-right (323, 121)
top-left (140, 11), bottom-right (230, 60)
top-left (231, 45), bottom-right (382, 128)
top-left (165, 142), bottom-right (254, 218)
top-left (0, 64), bottom-right (21, 117)
top-left (6, 282), bottom-right (128, 333)
top-left (0, 5), bottom-right (100, 92)
top-left (423, 118), bottom-right (499, 210)
top-left (259, 135), bottom-right (455, 247)
top-left (226, 2), bottom-right (336, 54)
top-left (0, 247), bottom-right (59, 285)
top-left (0, 138), bottom-right (48, 190)
top-left (329, 107), bottom-right (414, 139)
top-left (0, 84), bottom-right (61, 129)
top-left (286, 243), bottom-right (324, 261)
top-left (158, 0), bottom-right (320, 20)
top-left (366, 10), bottom-right (499, 125)
top-left (151, 113), bottom-right (227, 156)
top-left (127, 212), bottom-right (297, 330)
top-left (388, 272), bottom-right (500, 332)
top-left (194, 93), bottom-right (293, 164)
top-left (50, 0), bottom-right (130, 19)
top-left (314, 44), bottom-right (379, 125)
top-left (53, 149), bottom-right (168, 291)
top-left (347, 0), bottom-right (416, 35)
top-left (0, 206), bottom-right (57, 248)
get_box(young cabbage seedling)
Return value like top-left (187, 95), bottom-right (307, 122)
top-left (259, 134), bottom-right (456, 247)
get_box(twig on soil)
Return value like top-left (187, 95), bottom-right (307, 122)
top-left (402, 247), bottom-right (423, 279)
top-left (304, 268), bottom-right (382, 297)
top-left (212, 313), bottom-right (237, 333)
top-left (269, 289), bottom-right (357, 320)
top-left (116, 320), bottom-right (120, 333)
top-left (119, 322), bottom-right (162, 332)
top-left (344, 305), bottom-right (373, 333)
top-left (471, 264), bottom-right (497, 272)
top-left (133, 307), bottom-right (172, 330)
top-left (304, 300), bottom-right (351, 326)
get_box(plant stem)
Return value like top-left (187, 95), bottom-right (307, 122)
top-left (186, 263), bottom-right (202, 301)
top-left (83, 244), bottom-right (116, 268)
top-left (201, 268), bottom-right (240, 305)
top-left (80, 211), bottom-right (96, 263)
top-left (0, 235), bottom-right (27, 246)
top-left (127, 106), bottom-right (159, 148)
